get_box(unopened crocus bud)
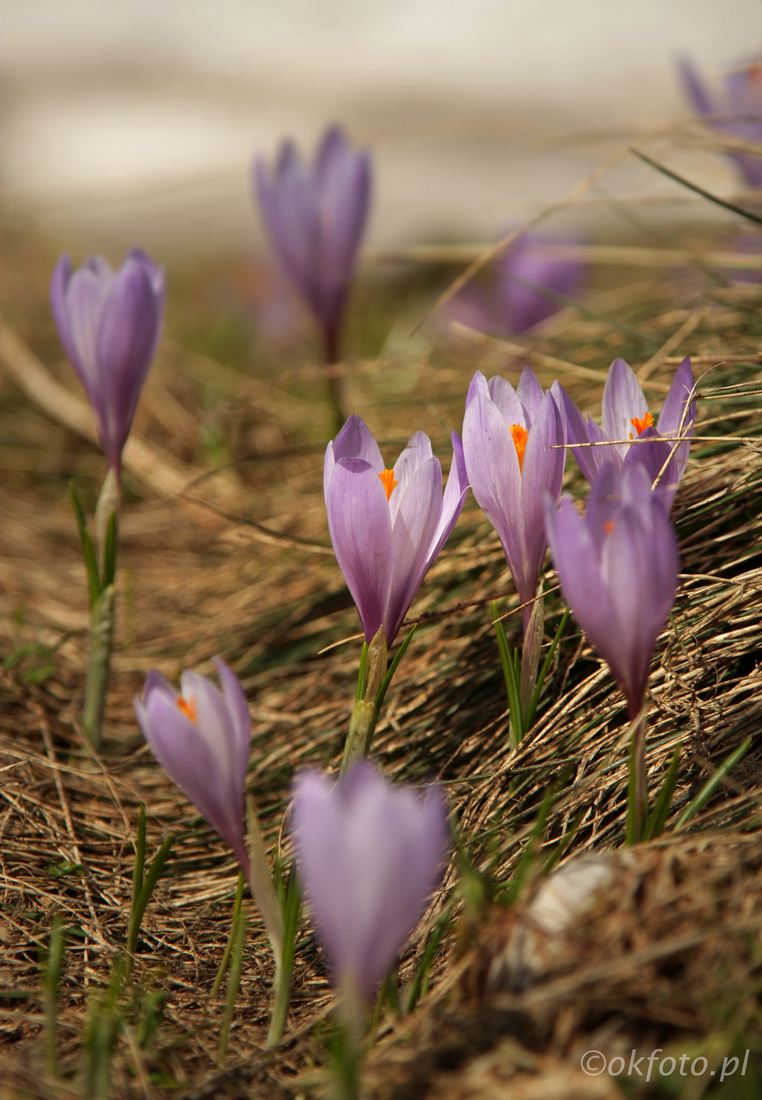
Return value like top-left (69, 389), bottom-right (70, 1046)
top-left (292, 761), bottom-right (449, 1002)
top-left (679, 56), bottom-right (762, 189)
top-left (462, 368), bottom-right (566, 632)
top-left (324, 416), bottom-right (468, 645)
top-left (560, 357), bottom-right (695, 510)
top-left (134, 659), bottom-right (251, 875)
top-left (446, 234), bottom-right (588, 336)
top-left (50, 249), bottom-right (165, 477)
top-left (254, 125), bottom-right (371, 364)
top-left (543, 462), bottom-right (679, 720)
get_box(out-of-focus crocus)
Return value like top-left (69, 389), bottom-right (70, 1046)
top-left (135, 659), bottom-right (251, 875)
top-left (544, 462), bottom-right (679, 719)
top-left (679, 57), bottom-right (762, 189)
top-left (560, 357), bottom-right (695, 510)
top-left (324, 415), bottom-right (468, 645)
top-left (292, 761), bottom-right (449, 1003)
top-left (50, 249), bottom-right (165, 478)
top-left (254, 125), bottom-right (371, 365)
top-left (462, 368), bottom-right (566, 632)
top-left (445, 234), bottom-right (588, 336)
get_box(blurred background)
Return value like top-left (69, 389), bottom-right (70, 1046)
top-left (1, 0), bottom-right (761, 257)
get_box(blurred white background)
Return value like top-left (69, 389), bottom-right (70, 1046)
top-left (1, 0), bottom-right (760, 254)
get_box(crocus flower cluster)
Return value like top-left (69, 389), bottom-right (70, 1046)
top-left (462, 368), bottom-right (566, 632)
top-left (135, 659), bottom-right (251, 875)
top-left (544, 462), bottom-right (679, 721)
top-left (254, 125), bottom-right (371, 364)
top-left (324, 415), bottom-right (468, 645)
top-left (50, 249), bottom-right (165, 477)
top-left (292, 761), bottom-right (449, 1002)
top-left (446, 234), bottom-right (588, 335)
top-left (561, 357), bottom-right (695, 510)
top-left (679, 56), bottom-right (762, 189)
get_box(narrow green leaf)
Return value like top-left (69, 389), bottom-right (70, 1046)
top-left (646, 747), bottom-right (681, 839)
top-left (632, 148), bottom-right (762, 227)
top-left (129, 806), bottom-right (146, 937)
top-left (492, 602), bottom-right (523, 744)
top-left (355, 642), bottom-right (368, 703)
top-left (211, 871), bottom-right (245, 998)
top-left (525, 609), bottom-right (569, 730)
top-left (675, 737), bottom-right (752, 829)
top-left (374, 623), bottom-right (417, 711)
top-left (44, 917), bottom-right (66, 1078)
top-left (218, 909), bottom-right (245, 1062)
top-left (405, 904), bottom-right (452, 1014)
top-left (504, 786), bottom-right (553, 905)
top-left (127, 834), bottom-right (174, 971)
top-left (70, 481), bottom-right (101, 608)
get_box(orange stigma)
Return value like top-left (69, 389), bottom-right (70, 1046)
top-left (604, 520), bottom-right (615, 535)
top-left (176, 695), bottom-right (197, 724)
top-left (509, 424), bottom-right (529, 473)
top-left (630, 411), bottom-right (654, 437)
top-left (748, 63), bottom-right (762, 91)
top-left (379, 468), bottom-right (398, 500)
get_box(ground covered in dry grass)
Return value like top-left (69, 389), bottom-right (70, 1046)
top-left (0, 201), bottom-right (761, 1099)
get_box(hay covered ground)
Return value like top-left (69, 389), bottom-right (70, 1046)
top-left (0, 183), bottom-right (761, 1099)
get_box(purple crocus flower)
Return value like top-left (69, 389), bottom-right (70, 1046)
top-left (292, 761), bottom-right (449, 1002)
top-left (560, 357), bottom-right (695, 510)
top-left (445, 234), bottom-right (588, 336)
top-left (254, 125), bottom-right (371, 363)
top-left (324, 415), bottom-right (468, 645)
top-left (134, 658), bottom-right (251, 875)
top-left (543, 462), bottom-right (679, 721)
top-left (50, 249), bottom-right (165, 477)
top-left (679, 56), bottom-right (762, 189)
top-left (462, 368), bottom-right (566, 632)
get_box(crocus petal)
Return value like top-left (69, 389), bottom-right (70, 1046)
top-left (544, 493), bottom-right (627, 689)
top-left (465, 369), bottom-right (490, 408)
top-left (462, 389), bottom-right (524, 585)
top-left (678, 57), bottom-right (716, 119)
top-left (292, 762), bottom-right (448, 1000)
top-left (657, 356), bottom-right (695, 489)
top-left (136, 678), bottom-right (249, 873)
top-left (426, 431), bottom-right (469, 566)
top-left (519, 390), bottom-right (565, 607)
top-left (486, 374), bottom-right (525, 429)
top-left (516, 366), bottom-right (545, 425)
top-left (330, 413), bottom-right (385, 471)
top-left (214, 657), bottom-right (253, 784)
top-left (390, 431), bottom-right (434, 524)
top-left (385, 456), bottom-right (442, 642)
top-left (601, 358), bottom-right (649, 458)
top-left (325, 457), bottom-right (394, 641)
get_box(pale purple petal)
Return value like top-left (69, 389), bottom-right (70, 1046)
top-left (657, 356), bottom-right (695, 489)
top-left (325, 457), bottom-right (394, 641)
top-left (601, 358), bottom-right (649, 458)
top-left (678, 57), bottom-right (716, 119)
top-left (385, 456), bottom-right (442, 642)
top-left (331, 414), bottom-right (385, 470)
top-left (462, 389), bottom-right (523, 586)
top-left (486, 374), bottom-right (525, 428)
top-left (516, 366), bottom-right (545, 425)
top-left (292, 763), bottom-right (448, 1000)
top-left (465, 369), bottom-right (490, 408)
top-left (390, 431), bottom-right (434, 524)
top-left (624, 427), bottom-right (678, 506)
top-left (426, 431), bottom-right (469, 566)
top-left (519, 390), bottom-right (565, 612)
top-left (214, 657), bottom-right (252, 785)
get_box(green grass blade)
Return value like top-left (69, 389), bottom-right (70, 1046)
top-left (211, 871), bottom-right (245, 998)
top-left (70, 480), bottom-right (101, 608)
top-left (675, 737), bottom-right (752, 830)
top-left (127, 834), bottom-right (174, 972)
top-left (646, 747), bottom-right (681, 839)
top-left (44, 917), bottom-right (66, 1078)
top-left (218, 909), bottom-right (245, 1062)
top-left (632, 149), bottom-right (762, 227)
top-left (525, 608), bottom-right (569, 730)
top-left (492, 602), bottom-right (523, 745)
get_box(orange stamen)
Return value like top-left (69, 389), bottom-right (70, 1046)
top-left (379, 468), bottom-right (398, 501)
top-left (509, 424), bottom-right (529, 473)
top-left (749, 64), bottom-right (762, 91)
top-left (630, 411), bottom-right (654, 437)
top-left (176, 695), bottom-right (197, 724)
top-left (604, 520), bottom-right (614, 535)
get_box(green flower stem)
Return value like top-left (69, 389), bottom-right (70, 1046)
top-left (341, 627), bottom-right (387, 772)
top-left (44, 917), bottom-right (66, 1078)
top-left (519, 594), bottom-right (544, 720)
top-left (82, 584), bottom-right (115, 751)
top-left (266, 955), bottom-right (291, 1048)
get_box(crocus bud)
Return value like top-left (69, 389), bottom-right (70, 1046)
top-left (254, 125), bottom-right (371, 363)
top-left (462, 368), bottom-right (566, 632)
top-left (560, 357), bottom-right (695, 510)
top-left (292, 761), bottom-right (449, 1002)
top-left (679, 56), bottom-right (762, 188)
top-left (445, 234), bottom-right (588, 336)
top-left (50, 249), bottom-right (165, 477)
top-left (543, 462), bottom-right (679, 720)
top-left (324, 416), bottom-right (468, 645)
top-left (134, 659), bottom-right (251, 875)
